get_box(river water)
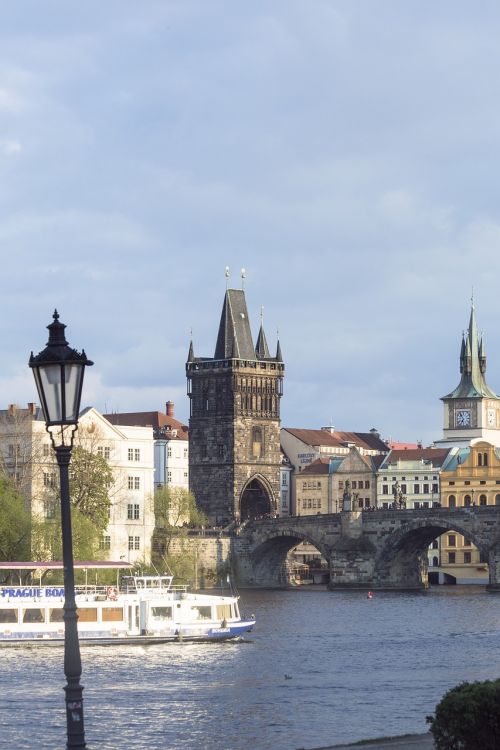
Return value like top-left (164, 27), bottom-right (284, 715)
top-left (1, 585), bottom-right (500, 750)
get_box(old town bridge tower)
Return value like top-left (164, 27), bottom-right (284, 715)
top-left (186, 289), bottom-right (284, 524)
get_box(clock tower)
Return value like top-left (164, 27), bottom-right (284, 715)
top-left (438, 303), bottom-right (500, 447)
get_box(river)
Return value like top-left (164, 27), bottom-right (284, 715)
top-left (1, 585), bottom-right (500, 750)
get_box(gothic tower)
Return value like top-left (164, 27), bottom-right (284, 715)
top-left (439, 302), bottom-right (500, 446)
top-left (186, 289), bottom-right (284, 523)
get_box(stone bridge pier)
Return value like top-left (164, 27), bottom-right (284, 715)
top-left (232, 507), bottom-right (500, 591)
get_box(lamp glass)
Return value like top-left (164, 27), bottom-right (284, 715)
top-left (35, 362), bottom-right (84, 424)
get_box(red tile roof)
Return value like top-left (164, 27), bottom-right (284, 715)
top-left (283, 428), bottom-right (389, 453)
top-left (104, 411), bottom-right (188, 440)
top-left (300, 458), bottom-right (332, 474)
top-left (384, 448), bottom-right (451, 467)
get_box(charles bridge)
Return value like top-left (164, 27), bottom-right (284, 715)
top-left (230, 506), bottom-right (500, 590)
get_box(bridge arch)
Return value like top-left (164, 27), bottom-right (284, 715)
top-left (239, 474), bottom-right (275, 521)
top-left (244, 525), bottom-right (331, 587)
top-left (374, 515), bottom-right (492, 589)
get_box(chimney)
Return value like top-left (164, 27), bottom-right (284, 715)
top-left (7, 404), bottom-right (17, 417)
top-left (166, 401), bottom-right (174, 417)
top-left (27, 402), bottom-right (37, 416)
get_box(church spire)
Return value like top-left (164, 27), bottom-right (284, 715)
top-left (442, 301), bottom-right (497, 400)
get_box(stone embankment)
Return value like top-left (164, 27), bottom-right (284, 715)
top-left (307, 732), bottom-right (434, 750)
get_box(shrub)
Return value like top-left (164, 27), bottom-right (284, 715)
top-left (426, 679), bottom-right (500, 750)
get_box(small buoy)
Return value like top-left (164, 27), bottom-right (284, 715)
top-left (367, 591), bottom-right (373, 599)
top-left (284, 674), bottom-right (293, 680)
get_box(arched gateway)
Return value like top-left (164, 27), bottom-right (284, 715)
top-left (240, 477), bottom-right (273, 521)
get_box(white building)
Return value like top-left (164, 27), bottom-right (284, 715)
top-left (0, 403), bottom-right (155, 564)
top-left (104, 402), bottom-right (189, 491)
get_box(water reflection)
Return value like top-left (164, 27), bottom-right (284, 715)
top-left (1, 587), bottom-right (500, 749)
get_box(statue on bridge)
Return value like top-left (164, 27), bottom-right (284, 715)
top-left (342, 479), bottom-right (352, 512)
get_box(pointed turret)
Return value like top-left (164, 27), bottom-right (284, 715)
top-left (214, 289), bottom-right (256, 360)
top-left (255, 324), bottom-right (271, 359)
top-left (187, 339), bottom-right (194, 362)
top-left (442, 303), bottom-right (497, 399)
top-left (276, 338), bottom-right (283, 362)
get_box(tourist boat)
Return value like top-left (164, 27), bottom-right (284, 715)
top-left (0, 562), bottom-right (256, 646)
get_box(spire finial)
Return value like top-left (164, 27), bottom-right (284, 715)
top-left (260, 305), bottom-right (264, 324)
top-left (225, 266), bottom-right (230, 289)
top-left (241, 267), bottom-right (246, 289)
top-left (471, 286), bottom-right (474, 309)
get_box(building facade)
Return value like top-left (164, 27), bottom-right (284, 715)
top-left (280, 427), bottom-right (389, 513)
top-left (186, 289), bottom-right (284, 524)
top-left (0, 403), bottom-right (155, 564)
top-left (104, 402), bottom-right (189, 491)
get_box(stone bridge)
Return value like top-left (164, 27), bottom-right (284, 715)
top-left (231, 507), bottom-right (500, 590)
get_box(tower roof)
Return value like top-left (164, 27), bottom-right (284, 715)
top-left (255, 324), bottom-right (271, 359)
top-left (442, 303), bottom-right (497, 400)
top-left (214, 289), bottom-right (257, 360)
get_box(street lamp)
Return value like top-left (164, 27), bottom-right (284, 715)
top-left (29, 310), bottom-right (93, 750)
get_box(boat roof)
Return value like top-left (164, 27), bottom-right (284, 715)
top-left (0, 561), bottom-right (134, 570)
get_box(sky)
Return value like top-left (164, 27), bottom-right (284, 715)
top-left (2, 1), bottom-right (500, 446)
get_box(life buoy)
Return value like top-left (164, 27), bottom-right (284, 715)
top-left (107, 586), bottom-right (118, 601)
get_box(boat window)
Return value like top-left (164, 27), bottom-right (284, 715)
top-left (102, 607), bottom-right (124, 622)
top-left (22, 608), bottom-right (44, 623)
top-left (151, 606), bottom-right (173, 621)
top-left (0, 608), bottom-right (17, 623)
top-left (192, 606), bottom-right (212, 620)
top-left (216, 605), bottom-right (231, 620)
top-left (49, 608), bottom-right (64, 623)
top-left (77, 608), bottom-right (98, 622)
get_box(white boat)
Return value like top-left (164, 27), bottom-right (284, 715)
top-left (0, 563), bottom-right (255, 646)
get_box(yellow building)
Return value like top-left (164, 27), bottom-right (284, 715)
top-left (437, 440), bottom-right (500, 583)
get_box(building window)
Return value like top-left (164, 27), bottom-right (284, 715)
top-left (167, 471), bottom-right (172, 482)
top-left (352, 481), bottom-right (357, 490)
top-left (432, 483), bottom-right (438, 494)
top-left (44, 500), bottom-right (56, 519)
top-left (464, 495), bottom-right (471, 507)
top-left (423, 484), bottom-right (429, 494)
top-left (183, 448), bottom-right (188, 459)
top-left (432, 556), bottom-right (439, 567)
top-left (282, 475), bottom-right (288, 486)
top-left (382, 484), bottom-right (388, 495)
top-left (496, 494), bottom-right (500, 506)
top-left (99, 536), bottom-right (111, 550)
top-left (448, 552), bottom-right (456, 564)
top-left (128, 476), bottom-right (140, 490)
top-left (448, 495), bottom-right (456, 508)
top-left (401, 484), bottom-right (407, 494)
top-left (43, 472), bottom-right (56, 488)
top-left (479, 494), bottom-right (487, 506)
top-left (97, 446), bottom-right (111, 459)
top-left (365, 480), bottom-right (370, 489)
top-left (464, 551), bottom-right (472, 564)
top-left (135, 449), bottom-right (141, 461)
top-left (128, 448), bottom-right (134, 461)
top-left (432, 540), bottom-right (439, 549)
top-left (127, 503), bottom-right (140, 520)
top-left (448, 534), bottom-right (456, 547)
top-left (339, 481), bottom-right (344, 489)
top-left (413, 484), bottom-right (420, 494)
top-left (128, 536), bottom-right (140, 551)
top-left (463, 537), bottom-right (471, 546)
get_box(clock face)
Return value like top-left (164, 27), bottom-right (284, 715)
top-left (456, 410), bottom-right (471, 427)
top-left (488, 409), bottom-right (496, 427)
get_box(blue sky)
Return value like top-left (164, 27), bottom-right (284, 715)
top-left (3, 1), bottom-right (500, 445)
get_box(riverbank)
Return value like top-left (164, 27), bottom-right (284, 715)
top-left (307, 733), bottom-right (434, 750)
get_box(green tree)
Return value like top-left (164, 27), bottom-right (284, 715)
top-left (69, 445), bottom-right (113, 533)
top-left (31, 505), bottom-right (101, 563)
top-left (152, 486), bottom-right (208, 584)
top-left (0, 476), bottom-right (32, 561)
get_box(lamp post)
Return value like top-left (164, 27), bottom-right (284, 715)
top-left (29, 310), bottom-right (93, 750)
